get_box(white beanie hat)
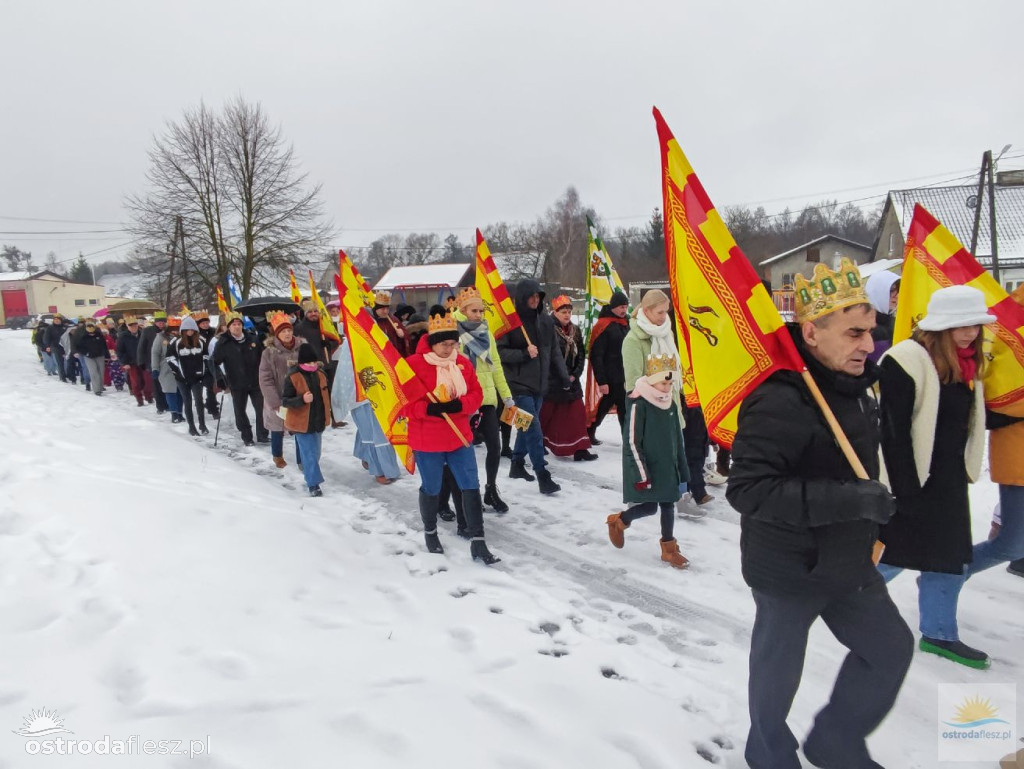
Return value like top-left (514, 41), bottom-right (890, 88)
top-left (916, 285), bottom-right (996, 331)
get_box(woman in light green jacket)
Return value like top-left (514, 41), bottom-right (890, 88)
top-left (456, 287), bottom-right (514, 513)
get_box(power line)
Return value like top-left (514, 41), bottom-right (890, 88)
top-left (0, 215), bottom-right (126, 225)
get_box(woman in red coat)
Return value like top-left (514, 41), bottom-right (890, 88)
top-left (405, 306), bottom-right (499, 564)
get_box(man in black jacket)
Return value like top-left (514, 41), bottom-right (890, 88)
top-left (586, 290), bottom-right (630, 444)
top-left (496, 278), bottom-right (570, 495)
top-left (294, 300), bottom-right (342, 425)
top-left (116, 316), bottom-right (149, 406)
top-left (212, 312), bottom-right (268, 446)
top-left (726, 262), bottom-right (912, 769)
top-left (44, 314), bottom-right (68, 381)
top-left (138, 311), bottom-right (168, 412)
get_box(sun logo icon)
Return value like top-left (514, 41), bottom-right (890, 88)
top-left (12, 708), bottom-right (74, 737)
top-left (943, 696), bottom-right (1011, 729)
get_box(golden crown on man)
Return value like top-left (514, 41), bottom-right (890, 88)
top-left (374, 290), bottom-right (391, 307)
top-left (793, 258), bottom-right (869, 324)
top-left (428, 311), bottom-right (458, 334)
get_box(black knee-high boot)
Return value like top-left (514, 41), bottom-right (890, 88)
top-left (419, 490), bottom-right (444, 554)
top-left (462, 489), bottom-right (500, 565)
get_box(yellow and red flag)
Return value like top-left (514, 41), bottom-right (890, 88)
top-left (215, 285), bottom-right (230, 316)
top-left (895, 204), bottom-right (1024, 408)
top-left (334, 267), bottom-right (426, 474)
top-left (654, 107), bottom-right (803, 447)
top-left (475, 228), bottom-right (522, 340)
top-left (288, 269), bottom-right (303, 306)
top-left (339, 248), bottom-right (375, 309)
top-left (308, 270), bottom-right (341, 343)
top-left (181, 302), bottom-right (191, 316)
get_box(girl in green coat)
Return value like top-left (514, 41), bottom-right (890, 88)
top-left (607, 353), bottom-right (690, 568)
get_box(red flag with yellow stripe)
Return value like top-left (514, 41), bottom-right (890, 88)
top-left (339, 248), bottom-right (375, 309)
top-left (654, 107), bottom-right (803, 447)
top-left (475, 229), bottom-right (522, 340)
top-left (895, 204), bottom-right (1024, 408)
top-left (335, 267), bottom-right (426, 474)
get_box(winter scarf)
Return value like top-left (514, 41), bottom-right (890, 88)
top-left (424, 350), bottom-right (468, 401)
top-left (458, 319), bottom-right (491, 366)
top-left (957, 345), bottom-right (978, 384)
top-left (630, 379), bottom-right (673, 410)
top-left (633, 311), bottom-right (682, 394)
top-left (554, 320), bottom-right (579, 363)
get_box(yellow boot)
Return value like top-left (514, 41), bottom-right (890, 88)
top-left (660, 538), bottom-right (689, 569)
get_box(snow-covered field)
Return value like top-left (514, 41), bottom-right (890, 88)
top-left (0, 328), bottom-right (1019, 768)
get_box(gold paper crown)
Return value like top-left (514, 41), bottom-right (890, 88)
top-left (457, 286), bottom-right (483, 309)
top-left (793, 258), bottom-right (869, 324)
top-left (374, 290), bottom-right (391, 306)
top-left (645, 353), bottom-right (678, 377)
top-left (191, 310), bottom-right (210, 321)
top-left (223, 311), bottom-right (243, 325)
top-left (266, 310), bottom-right (292, 333)
top-left (428, 311), bottom-right (458, 334)
top-left (123, 315), bottom-right (139, 325)
top-left (444, 295), bottom-right (457, 307)
top-left (551, 294), bottom-right (572, 312)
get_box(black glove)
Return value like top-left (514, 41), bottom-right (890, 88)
top-left (426, 398), bottom-right (462, 417)
top-left (853, 479), bottom-right (896, 525)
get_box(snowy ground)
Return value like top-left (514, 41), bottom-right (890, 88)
top-left (0, 328), bottom-right (1019, 768)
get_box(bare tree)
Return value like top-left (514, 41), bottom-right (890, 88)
top-left (125, 97), bottom-right (332, 304)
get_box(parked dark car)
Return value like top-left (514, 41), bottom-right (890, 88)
top-left (4, 315), bottom-right (31, 330)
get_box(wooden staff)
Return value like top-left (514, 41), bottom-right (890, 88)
top-left (800, 368), bottom-right (885, 564)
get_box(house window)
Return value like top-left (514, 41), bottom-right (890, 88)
top-left (806, 248), bottom-right (820, 263)
top-left (888, 233), bottom-right (896, 256)
top-left (781, 273), bottom-right (795, 288)
top-left (88, 298), bottom-right (98, 305)
top-left (74, 299), bottom-right (85, 306)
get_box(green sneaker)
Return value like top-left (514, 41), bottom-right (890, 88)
top-left (919, 637), bottom-right (991, 670)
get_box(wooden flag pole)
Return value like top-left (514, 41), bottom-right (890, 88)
top-left (520, 325), bottom-right (533, 348)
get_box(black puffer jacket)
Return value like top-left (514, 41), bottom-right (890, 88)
top-left (75, 330), bottom-right (109, 359)
top-left (293, 319), bottom-right (339, 364)
top-left (45, 321), bottom-right (66, 351)
top-left (116, 328), bottom-right (143, 366)
top-left (726, 330), bottom-right (886, 597)
top-left (167, 336), bottom-right (209, 385)
top-left (496, 279), bottom-right (569, 397)
top-left (588, 305), bottom-right (629, 386)
top-left (212, 331), bottom-right (264, 391)
top-left (137, 324), bottom-right (163, 371)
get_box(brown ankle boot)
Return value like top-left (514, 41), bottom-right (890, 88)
top-left (273, 456), bottom-right (287, 469)
top-left (607, 513), bottom-right (629, 549)
top-left (660, 538), bottom-right (689, 569)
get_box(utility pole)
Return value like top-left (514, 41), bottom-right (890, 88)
top-left (165, 220), bottom-right (178, 310)
top-left (969, 147), bottom-right (1008, 284)
top-left (178, 215), bottom-right (193, 308)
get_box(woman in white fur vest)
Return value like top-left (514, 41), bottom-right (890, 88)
top-left (876, 285), bottom-right (995, 669)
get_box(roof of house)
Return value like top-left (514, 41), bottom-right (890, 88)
top-left (886, 184), bottom-right (1024, 262)
top-left (0, 271), bottom-right (32, 281)
top-left (760, 234), bottom-right (872, 267)
top-left (0, 269), bottom-right (91, 283)
top-left (373, 263), bottom-right (472, 291)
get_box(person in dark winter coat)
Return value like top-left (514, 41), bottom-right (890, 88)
top-left (168, 316), bottom-right (211, 436)
top-left (138, 311), bottom-right (168, 412)
top-left (293, 300), bottom-right (343, 426)
top-left (212, 311), bottom-right (269, 446)
top-left (281, 343), bottom-right (332, 496)
top-left (404, 306), bottom-right (499, 564)
top-left (606, 353), bottom-right (690, 568)
top-left (726, 260), bottom-right (912, 769)
top-left (496, 278), bottom-right (570, 495)
top-left (44, 314), bottom-right (68, 381)
top-left (877, 285), bottom-right (995, 669)
top-left (74, 319), bottom-right (109, 395)
top-left (116, 317), bottom-right (151, 406)
top-left (372, 291), bottom-right (410, 357)
top-left (587, 291), bottom-right (630, 443)
top-left (541, 295), bottom-right (596, 461)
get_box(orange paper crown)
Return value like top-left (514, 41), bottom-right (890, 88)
top-left (551, 294), bottom-right (572, 312)
top-left (266, 310), bottom-right (293, 333)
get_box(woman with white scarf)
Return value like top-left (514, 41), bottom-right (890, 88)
top-left (404, 305), bottom-right (500, 565)
top-left (621, 289), bottom-right (685, 417)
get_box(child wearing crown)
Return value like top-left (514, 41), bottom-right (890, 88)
top-left (606, 353), bottom-right (690, 568)
top-left (404, 305), bottom-right (501, 565)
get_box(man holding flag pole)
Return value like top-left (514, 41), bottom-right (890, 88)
top-left (653, 107), bottom-right (911, 769)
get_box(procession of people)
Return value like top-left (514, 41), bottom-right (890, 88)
top-left (26, 259), bottom-right (1024, 769)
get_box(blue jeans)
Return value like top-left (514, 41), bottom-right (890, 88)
top-left (41, 350), bottom-right (56, 374)
top-left (511, 393), bottom-right (546, 472)
top-left (164, 390), bottom-right (182, 415)
top-left (293, 432), bottom-right (323, 489)
top-left (78, 355), bottom-right (91, 385)
top-left (414, 445), bottom-right (480, 495)
top-left (877, 564), bottom-right (965, 642)
top-left (967, 484), bottom-right (1024, 576)
top-left (270, 431), bottom-right (302, 463)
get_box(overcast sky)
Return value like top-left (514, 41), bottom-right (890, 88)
top-left (2, 0), bottom-right (1022, 271)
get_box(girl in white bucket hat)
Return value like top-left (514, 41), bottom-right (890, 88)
top-left (875, 284), bottom-right (996, 668)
